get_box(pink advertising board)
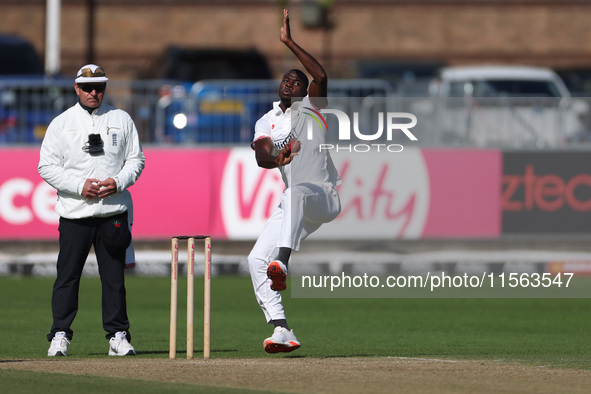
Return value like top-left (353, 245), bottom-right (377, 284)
top-left (421, 149), bottom-right (501, 237)
top-left (0, 148), bottom-right (501, 240)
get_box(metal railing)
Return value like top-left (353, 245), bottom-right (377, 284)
top-left (2, 77), bottom-right (590, 148)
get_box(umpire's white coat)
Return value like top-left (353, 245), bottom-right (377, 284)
top-left (38, 102), bottom-right (145, 219)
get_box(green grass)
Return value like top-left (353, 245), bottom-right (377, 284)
top-left (1, 275), bottom-right (591, 368)
top-left (0, 369), bottom-right (270, 394)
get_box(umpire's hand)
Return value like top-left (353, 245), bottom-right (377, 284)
top-left (97, 178), bottom-right (117, 198)
top-left (82, 178), bottom-right (101, 199)
top-left (82, 177), bottom-right (117, 199)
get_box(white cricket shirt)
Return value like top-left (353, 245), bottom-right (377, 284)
top-left (252, 96), bottom-right (341, 189)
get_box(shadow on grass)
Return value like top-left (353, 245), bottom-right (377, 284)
top-left (283, 353), bottom-right (372, 359)
top-left (87, 349), bottom-right (239, 356)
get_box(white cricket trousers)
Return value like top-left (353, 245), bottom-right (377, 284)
top-left (248, 182), bottom-right (341, 322)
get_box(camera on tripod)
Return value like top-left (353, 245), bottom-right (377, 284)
top-left (83, 133), bottom-right (104, 155)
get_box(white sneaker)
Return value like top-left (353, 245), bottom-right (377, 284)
top-left (48, 331), bottom-right (69, 357)
top-left (108, 331), bottom-right (136, 356)
top-left (263, 326), bottom-right (301, 353)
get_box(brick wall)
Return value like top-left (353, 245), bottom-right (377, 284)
top-left (2, 1), bottom-right (591, 80)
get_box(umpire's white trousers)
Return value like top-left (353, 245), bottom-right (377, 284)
top-left (248, 182), bottom-right (341, 322)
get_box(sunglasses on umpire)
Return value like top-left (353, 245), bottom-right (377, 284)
top-left (78, 83), bottom-right (106, 93)
top-left (78, 67), bottom-right (106, 78)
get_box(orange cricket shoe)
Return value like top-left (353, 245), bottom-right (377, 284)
top-left (267, 260), bottom-right (287, 291)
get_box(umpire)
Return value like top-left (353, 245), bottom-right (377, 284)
top-left (39, 64), bottom-right (145, 357)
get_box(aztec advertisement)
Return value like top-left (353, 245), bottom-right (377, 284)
top-left (502, 151), bottom-right (591, 233)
